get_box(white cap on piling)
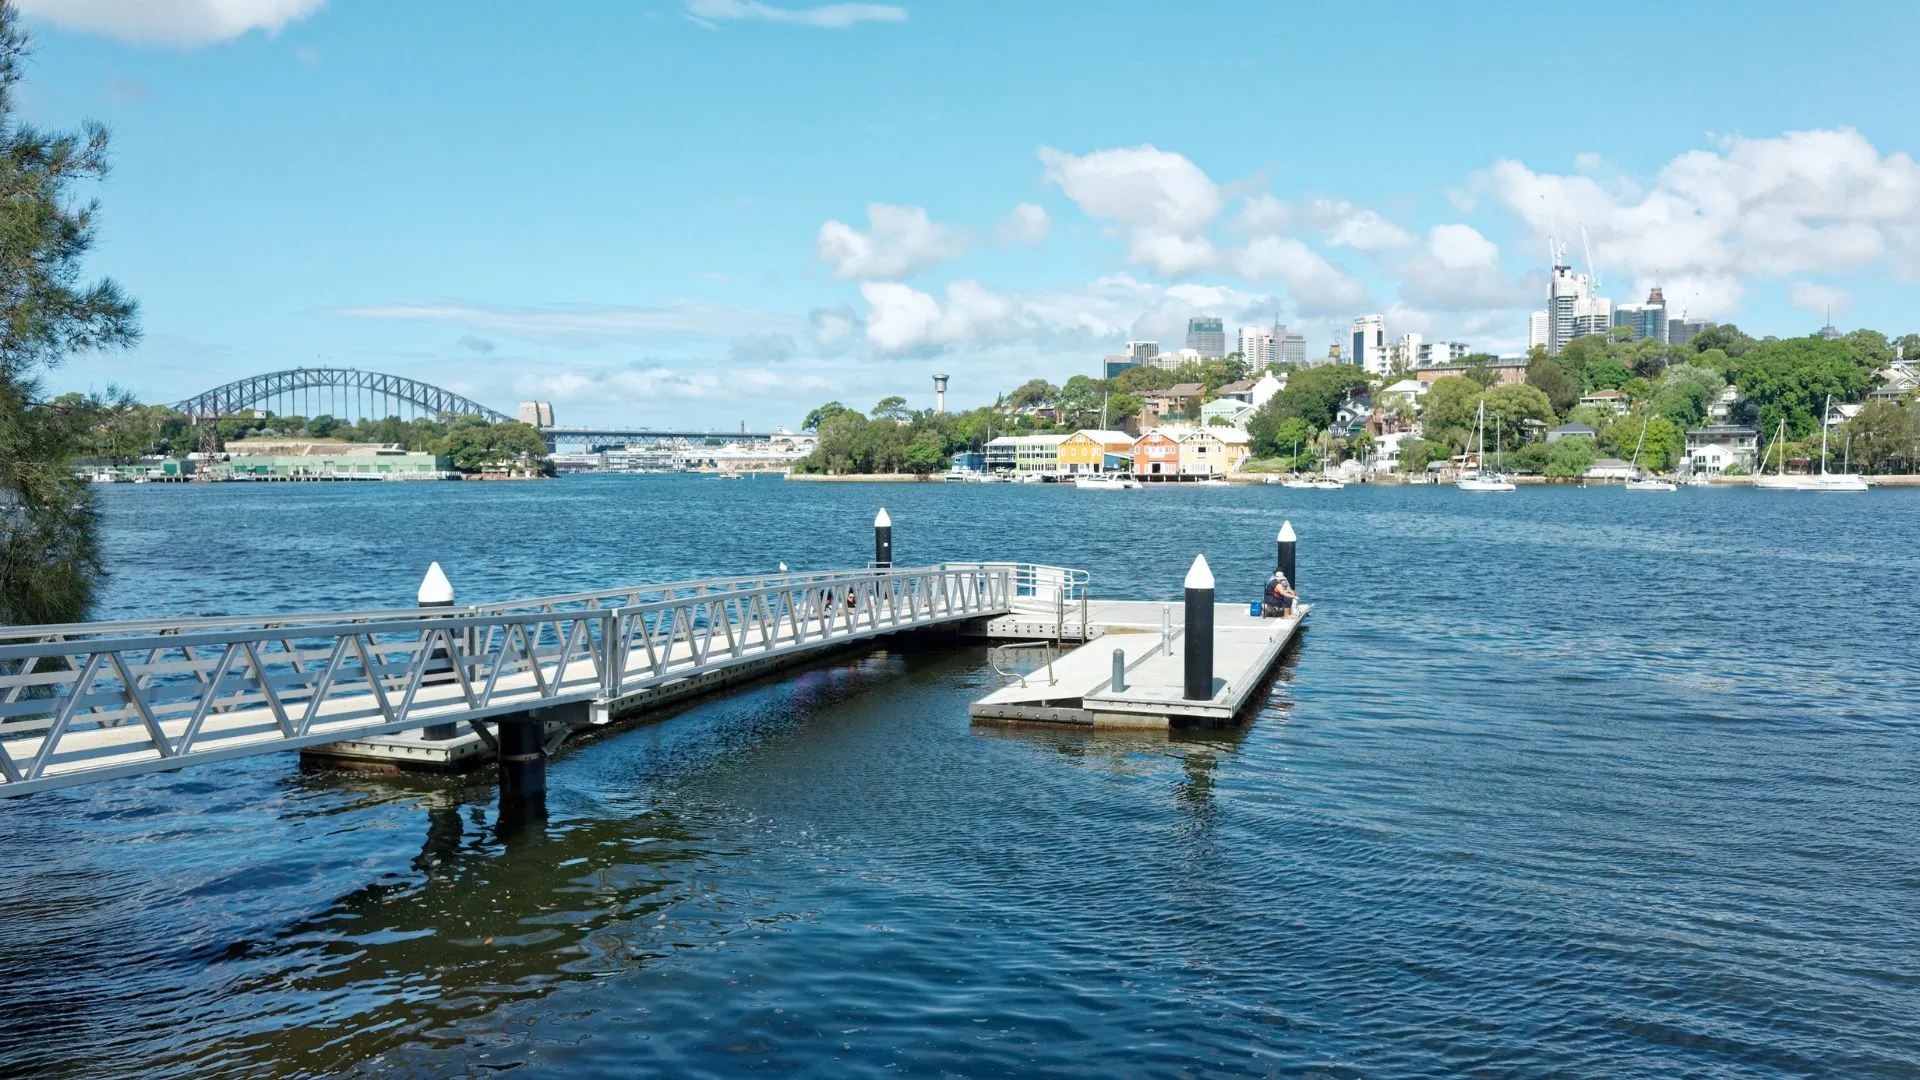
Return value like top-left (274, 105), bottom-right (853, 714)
top-left (1184, 553), bottom-right (1214, 590)
top-left (1279, 520), bottom-right (1296, 542)
top-left (417, 561), bottom-right (454, 605)
top-left (875, 507), bottom-right (891, 527)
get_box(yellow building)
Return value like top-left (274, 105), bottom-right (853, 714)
top-left (1178, 429), bottom-right (1252, 476)
top-left (1012, 433), bottom-right (1072, 475)
top-left (1057, 429), bottom-right (1136, 474)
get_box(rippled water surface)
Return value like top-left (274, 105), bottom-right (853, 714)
top-left (2, 476), bottom-right (1917, 1078)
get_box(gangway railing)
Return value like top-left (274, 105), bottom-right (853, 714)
top-left (0, 562), bottom-right (1027, 797)
top-left (990, 563), bottom-right (1091, 642)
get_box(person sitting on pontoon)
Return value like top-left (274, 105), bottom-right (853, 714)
top-left (1261, 569), bottom-right (1298, 618)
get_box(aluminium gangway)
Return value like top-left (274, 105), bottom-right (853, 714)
top-left (0, 562), bottom-right (1086, 798)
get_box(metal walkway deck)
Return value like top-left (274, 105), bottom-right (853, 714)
top-left (0, 563), bottom-right (1055, 797)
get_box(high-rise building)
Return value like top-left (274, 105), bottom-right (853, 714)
top-left (1102, 356), bottom-right (1139, 380)
top-left (1668, 319), bottom-right (1708, 348)
top-left (1419, 341), bottom-right (1471, 366)
top-left (1351, 314), bottom-right (1389, 375)
top-left (1276, 327), bottom-right (1307, 366)
top-left (1125, 340), bottom-right (1160, 363)
top-left (1186, 317), bottom-right (1226, 358)
top-left (1612, 286), bottom-right (1669, 343)
top-left (1528, 311), bottom-right (1550, 352)
top-left (1547, 261), bottom-right (1612, 354)
top-left (1238, 325), bottom-right (1275, 366)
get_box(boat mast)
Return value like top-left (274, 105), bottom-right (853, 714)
top-left (1820, 394), bottom-right (1833, 476)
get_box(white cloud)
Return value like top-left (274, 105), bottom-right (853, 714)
top-left (17, 0), bottom-right (325, 47)
top-left (1487, 128), bottom-right (1920, 298)
top-left (1233, 236), bottom-right (1368, 315)
top-left (521, 364), bottom-right (833, 406)
top-left (810, 305), bottom-right (861, 355)
top-left (1787, 281), bottom-right (1849, 319)
top-left (334, 300), bottom-right (803, 346)
top-left (1392, 224), bottom-right (1538, 312)
top-left (996, 202), bottom-right (1051, 246)
top-left (1295, 197), bottom-right (1415, 252)
top-left (1039, 144), bottom-right (1222, 276)
top-left (816, 203), bottom-right (969, 280)
top-left (685, 0), bottom-right (906, 29)
top-left (860, 280), bottom-right (1029, 354)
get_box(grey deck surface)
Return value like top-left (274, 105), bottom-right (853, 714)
top-left (971, 601), bottom-right (1307, 727)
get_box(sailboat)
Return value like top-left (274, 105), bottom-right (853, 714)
top-left (1752, 395), bottom-right (1868, 492)
top-left (1624, 413), bottom-right (1676, 491)
top-left (1456, 400), bottom-right (1516, 491)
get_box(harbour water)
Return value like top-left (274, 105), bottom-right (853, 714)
top-left (2, 476), bottom-right (1917, 1077)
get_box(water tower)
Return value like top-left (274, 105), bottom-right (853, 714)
top-left (933, 373), bottom-right (949, 413)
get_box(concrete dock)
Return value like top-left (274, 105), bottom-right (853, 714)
top-left (970, 601), bottom-right (1307, 729)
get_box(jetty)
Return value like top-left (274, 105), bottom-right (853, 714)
top-left (0, 511), bottom-right (1308, 806)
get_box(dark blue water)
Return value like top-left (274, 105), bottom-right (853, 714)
top-left (1, 476), bottom-right (1916, 1078)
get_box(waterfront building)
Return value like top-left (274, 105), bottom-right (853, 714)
top-left (1668, 318), bottom-right (1708, 348)
top-left (1199, 398), bottom-right (1256, 429)
top-left (1578, 389), bottom-right (1627, 416)
top-left (1528, 311), bottom-right (1550, 352)
top-left (1547, 422), bottom-right (1598, 443)
top-left (1869, 361), bottom-right (1919, 402)
top-left (1685, 425), bottom-right (1760, 474)
top-left (950, 451), bottom-right (986, 473)
top-left (1586, 457), bottom-right (1636, 480)
top-left (1186, 317), bottom-right (1226, 358)
top-left (1058, 430), bottom-right (1135, 474)
top-left (1130, 429), bottom-right (1183, 478)
top-left (1351, 314), bottom-right (1389, 376)
top-left (1708, 385), bottom-right (1744, 422)
top-left (1177, 428), bottom-right (1250, 476)
top-left (1012, 433), bottom-right (1072, 475)
top-left (220, 451), bottom-right (453, 480)
top-left (1611, 287), bottom-right (1668, 343)
top-left (984, 435), bottom-right (1017, 473)
top-left (1102, 355), bottom-right (1139, 380)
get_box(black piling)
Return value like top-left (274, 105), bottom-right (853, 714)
top-left (1277, 520), bottom-right (1296, 590)
top-left (496, 717), bottom-right (547, 802)
top-left (1183, 554), bottom-right (1215, 701)
top-left (874, 507), bottom-right (893, 569)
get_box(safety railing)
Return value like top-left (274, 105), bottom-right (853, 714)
top-left (0, 562), bottom-right (1027, 797)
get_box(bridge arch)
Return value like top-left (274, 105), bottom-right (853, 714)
top-left (171, 368), bottom-right (512, 425)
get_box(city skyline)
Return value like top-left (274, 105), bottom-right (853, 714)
top-left (17, 0), bottom-right (1920, 427)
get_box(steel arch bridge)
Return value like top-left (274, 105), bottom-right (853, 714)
top-left (171, 368), bottom-right (512, 425)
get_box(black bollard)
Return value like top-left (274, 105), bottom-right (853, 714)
top-left (1111, 648), bottom-right (1127, 693)
top-left (418, 561), bottom-right (458, 741)
top-left (874, 507), bottom-right (892, 569)
top-left (497, 716), bottom-right (547, 801)
top-left (1277, 520), bottom-right (1296, 590)
top-left (1183, 554), bottom-right (1215, 701)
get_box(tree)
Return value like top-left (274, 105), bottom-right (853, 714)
top-left (1688, 323), bottom-right (1757, 358)
top-left (1842, 400), bottom-right (1917, 473)
top-left (432, 419), bottom-right (552, 474)
top-left (1482, 383), bottom-right (1554, 450)
top-left (870, 396), bottom-right (910, 422)
top-left (1420, 376), bottom-right (1483, 444)
top-left (1261, 363), bottom-right (1368, 431)
top-left (1649, 363), bottom-right (1726, 430)
top-left (1600, 411), bottom-right (1682, 472)
top-left (903, 430), bottom-right (945, 474)
top-left (804, 401), bottom-right (853, 432)
top-left (1396, 437), bottom-right (1450, 474)
top-left (0, 7), bottom-right (141, 625)
top-left (1005, 378), bottom-right (1059, 411)
top-left (1544, 436), bottom-right (1599, 478)
top-left (1585, 357), bottom-right (1633, 390)
top-left (1457, 355), bottom-right (1501, 388)
top-left (1525, 355), bottom-right (1579, 417)
top-left (1733, 336), bottom-right (1876, 437)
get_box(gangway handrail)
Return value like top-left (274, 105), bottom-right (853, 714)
top-left (0, 562), bottom-right (1066, 798)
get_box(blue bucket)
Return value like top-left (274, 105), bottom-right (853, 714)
top-left (1248, 601), bottom-right (1262, 616)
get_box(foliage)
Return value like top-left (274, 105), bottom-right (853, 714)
top-left (804, 401), bottom-right (853, 432)
top-left (1731, 337), bottom-right (1875, 438)
top-left (1251, 363), bottom-right (1368, 436)
top-left (1481, 383), bottom-right (1554, 450)
top-left (0, 6), bottom-right (141, 624)
top-left (1585, 357), bottom-right (1633, 391)
top-left (1600, 411), bottom-right (1682, 472)
top-left (1005, 378), bottom-right (1059, 411)
top-left (870, 395), bottom-right (910, 421)
top-left (430, 419), bottom-right (553, 474)
top-left (1842, 400), bottom-right (1920, 473)
top-left (1688, 323), bottom-right (1757, 358)
top-left (1395, 437), bottom-right (1451, 474)
top-left (1418, 376), bottom-right (1482, 446)
top-left (1544, 436), bottom-right (1599, 478)
top-left (1648, 364), bottom-right (1726, 430)
top-left (1507, 442), bottom-right (1550, 475)
top-left (1525, 355), bottom-right (1579, 416)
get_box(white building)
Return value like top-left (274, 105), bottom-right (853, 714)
top-left (1548, 262), bottom-right (1611, 354)
top-left (1528, 311), bottom-right (1550, 352)
top-left (1125, 340), bottom-right (1160, 363)
top-left (1149, 347), bottom-right (1204, 371)
top-left (1351, 314), bottom-right (1389, 376)
top-left (1238, 325), bottom-right (1275, 366)
top-left (1419, 341), bottom-right (1471, 366)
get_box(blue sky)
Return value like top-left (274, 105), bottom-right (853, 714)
top-left (20, 0), bottom-right (1920, 428)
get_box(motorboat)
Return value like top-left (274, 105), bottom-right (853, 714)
top-left (1193, 477), bottom-right (1230, 487)
top-left (1073, 474), bottom-right (1139, 490)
